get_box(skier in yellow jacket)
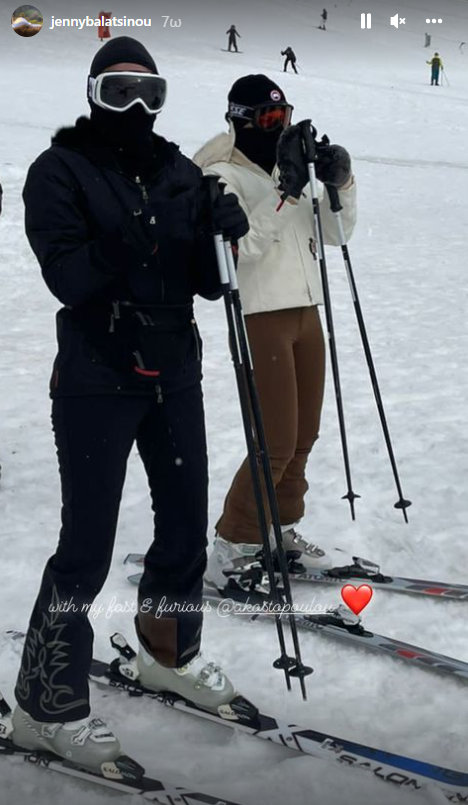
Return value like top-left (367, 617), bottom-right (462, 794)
top-left (427, 52), bottom-right (443, 85)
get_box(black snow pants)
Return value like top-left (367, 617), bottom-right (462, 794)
top-left (283, 57), bottom-right (298, 73)
top-left (15, 383), bottom-right (208, 722)
top-left (228, 34), bottom-right (238, 52)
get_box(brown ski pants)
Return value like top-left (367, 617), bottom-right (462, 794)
top-left (216, 306), bottom-right (325, 544)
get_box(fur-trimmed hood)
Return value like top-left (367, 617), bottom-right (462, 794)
top-left (50, 115), bottom-right (179, 173)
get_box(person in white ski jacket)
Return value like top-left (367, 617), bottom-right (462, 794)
top-left (193, 74), bottom-right (357, 588)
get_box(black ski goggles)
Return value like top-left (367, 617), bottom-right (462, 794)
top-left (228, 101), bottom-right (294, 131)
top-left (87, 72), bottom-right (167, 115)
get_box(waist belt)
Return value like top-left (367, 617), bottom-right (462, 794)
top-left (108, 301), bottom-right (194, 333)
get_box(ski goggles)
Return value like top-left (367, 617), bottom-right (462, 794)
top-left (87, 72), bottom-right (167, 114)
top-left (228, 101), bottom-right (294, 131)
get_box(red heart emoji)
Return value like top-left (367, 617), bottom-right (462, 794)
top-left (341, 584), bottom-right (373, 615)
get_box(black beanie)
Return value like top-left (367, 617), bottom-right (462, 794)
top-left (228, 75), bottom-right (288, 176)
top-left (90, 36), bottom-right (157, 78)
top-left (228, 74), bottom-right (286, 109)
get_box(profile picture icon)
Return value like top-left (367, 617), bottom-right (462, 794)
top-left (11, 5), bottom-right (43, 37)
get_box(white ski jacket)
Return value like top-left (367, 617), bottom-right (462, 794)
top-left (193, 127), bottom-right (357, 315)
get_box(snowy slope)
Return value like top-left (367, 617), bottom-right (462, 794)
top-left (1, 0), bottom-right (468, 803)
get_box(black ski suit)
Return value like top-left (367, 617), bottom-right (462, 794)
top-left (226, 25), bottom-right (241, 52)
top-left (15, 117), bottom-right (223, 722)
top-left (281, 47), bottom-right (298, 73)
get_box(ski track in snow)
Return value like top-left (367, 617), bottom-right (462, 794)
top-left (1, 1), bottom-right (468, 804)
top-left (355, 155), bottom-right (468, 170)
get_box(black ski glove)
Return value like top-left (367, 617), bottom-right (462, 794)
top-left (276, 124), bottom-right (309, 200)
top-left (211, 191), bottom-right (249, 241)
top-left (315, 144), bottom-right (352, 187)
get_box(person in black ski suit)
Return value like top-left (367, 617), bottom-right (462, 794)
top-left (319, 8), bottom-right (328, 30)
top-left (226, 24), bottom-right (241, 52)
top-left (12, 36), bottom-right (249, 767)
top-left (281, 46), bottom-right (298, 73)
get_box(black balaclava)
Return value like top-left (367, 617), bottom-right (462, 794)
top-left (88, 36), bottom-right (158, 156)
top-left (228, 74), bottom-right (288, 175)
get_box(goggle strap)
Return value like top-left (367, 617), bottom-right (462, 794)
top-left (228, 102), bottom-right (255, 120)
top-left (87, 75), bottom-right (96, 101)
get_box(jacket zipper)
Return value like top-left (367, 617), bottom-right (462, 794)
top-left (135, 174), bottom-right (160, 287)
top-left (136, 174), bottom-right (162, 399)
top-left (135, 175), bottom-right (149, 203)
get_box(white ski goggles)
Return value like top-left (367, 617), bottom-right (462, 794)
top-left (87, 72), bottom-right (167, 115)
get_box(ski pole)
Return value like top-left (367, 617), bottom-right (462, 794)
top-left (205, 177), bottom-right (312, 699)
top-left (221, 234), bottom-right (313, 699)
top-left (442, 68), bottom-right (450, 86)
top-left (298, 120), bottom-right (360, 520)
top-left (323, 181), bottom-right (412, 522)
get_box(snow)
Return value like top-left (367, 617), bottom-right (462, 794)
top-left (1, 0), bottom-right (468, 803)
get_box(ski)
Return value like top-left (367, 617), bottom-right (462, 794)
top-left (124, 561), bottom-right (468, 683)
top-left (0, 692), bottom-right (245, 805)
top-left (201, 589), bottom-right (468, 683)
top-left (291, 558), bottom-right (468, 601)
top-left (90, 636), bottom-right (468, 803)
top-left (125, 553), bottom-right (468, 601)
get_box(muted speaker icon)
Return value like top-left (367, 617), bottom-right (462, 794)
top-left (390, 12), bottom-right (406, 28)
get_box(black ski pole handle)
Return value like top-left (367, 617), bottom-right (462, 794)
top-left (298, 119), bottom-right (318, 163)
top-left (203, 175), bottom-right (227, 236)
top-left (203, 176), bottom-right (231, 285)
top-left (299, 125), bottom-right (342, 212)
top-left (326, 184), bottom-right (343, 213)
top-left (204, 174), bottom-right (222, 206)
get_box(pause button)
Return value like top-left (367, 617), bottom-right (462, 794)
top-left (361, 12), bottom-right (372, 28)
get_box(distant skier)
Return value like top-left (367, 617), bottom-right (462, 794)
top-left (319, 8), bottom-right (328, 30)
top-left (98, 10), bottom-right (111, 42)
top-left (427, 52), bottom-right (443, 85)
top-left (226, 24), bottom-right (241, 52)
top-left (281, 46), bottom-right (298, 73)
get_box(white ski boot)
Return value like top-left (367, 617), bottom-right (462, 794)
top-left (205, 530), bottom-right (346, 586)
top-left (273, 525), bottom-right (350, 571)
top-left (11, 705), bottom-right (122, 773)
top-left (205, 534), bottom-right (261, 591)
top-left (136, 643), bottom-right (238, 717)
